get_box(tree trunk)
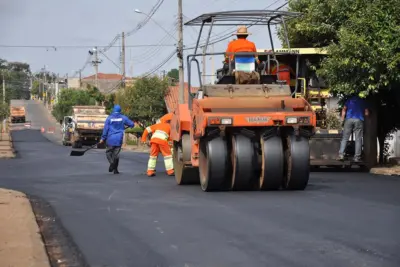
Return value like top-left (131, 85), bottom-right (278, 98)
top-left (378, 132), bottom-right (386, 164)
top-left (363, 98), bottom-right (378, 169)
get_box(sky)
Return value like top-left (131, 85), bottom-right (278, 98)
top-left (0, 0), bottom-right (287, 83)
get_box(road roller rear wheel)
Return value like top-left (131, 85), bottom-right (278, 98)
top-left (259, 136), bottom-right (284, 190)
top-left (199, 137), bottom-right (228, 192)
top-left (231, 135), bottom-right (257, 191)
top-left (283, 135), bottom-right (310, 190)
top-left (174, 134), bottom-right (199, 185)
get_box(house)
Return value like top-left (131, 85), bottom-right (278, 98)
top-left (79, 73), bottom-right (137, 94)
top-left (164, 83), bottom-right (200, 112)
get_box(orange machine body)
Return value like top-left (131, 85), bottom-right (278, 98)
top-left (171, 96), bottom-right (316, 167)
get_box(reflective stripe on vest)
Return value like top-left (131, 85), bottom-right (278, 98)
top-left (146, 126), bottom-right (152, 133)
top-left (151, 130), bottom-right (169, 141)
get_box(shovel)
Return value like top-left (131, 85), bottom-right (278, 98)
top-left (70, 143), bottom-right (99, 156)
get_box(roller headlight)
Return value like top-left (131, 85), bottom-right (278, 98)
top-left (286, 117), bottom-right (298, 124)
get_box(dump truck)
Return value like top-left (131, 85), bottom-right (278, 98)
top-left (170, 10), bottom-right (317, 192)
top-left (10, 106), bottom-right (26, 123)
top-left (257, 48), bottom-right (373, 169)
top-left (61, 106), bottom-right (108, 148)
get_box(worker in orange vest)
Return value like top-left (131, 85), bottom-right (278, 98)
top-left (141, 120), bottom-right (174, 177)
top-left (271, 63), bottom-right (295, 85)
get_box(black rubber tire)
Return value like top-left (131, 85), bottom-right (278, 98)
top-left (231, 135), bottom-right (256, 190)
top-left (174, 134), bottom-right (199, 185)
top-left (199, 137), bottom-right (228, 192)
top-left (283, 135), bottom-right (310, 190)
top-left (259, 136), bottom-right (284, 190)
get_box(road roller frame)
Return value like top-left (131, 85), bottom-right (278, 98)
top-left (170, 10), bottom-right (317, 192)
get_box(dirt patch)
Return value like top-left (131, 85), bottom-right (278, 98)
top-left (0, 188), bottom-right (50, 267)
top-left (370, 165), bottom-right (400, 176)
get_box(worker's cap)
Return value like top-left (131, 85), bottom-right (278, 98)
top-left (113, 104), bottom-right (121, 113)
top-left (233, 26), bottom-right (251, 36)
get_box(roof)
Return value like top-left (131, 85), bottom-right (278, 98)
top-left (184, 10), bottom-right (302, 26)
top-left (257, 48), bottom-right (328, 55)
top-left (164, 83), bottom-right (199, 112)
top-left (82, 73), bottom-right (135, 80)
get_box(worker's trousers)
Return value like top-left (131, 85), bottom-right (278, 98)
top-left (147, 143), bottom-right (174, 176)
top-left (106, 145), bottom-right (121, 169)
top-left (339, 118), bottom-right (363, 159)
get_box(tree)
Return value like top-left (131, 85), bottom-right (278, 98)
top-left (0, 102), bottom-right (9, 121)
top-left (31, 80), bottom-right (40, 96)
top-left (117, 76), bottom-right (168, 127)
top-left (281, 0), bottom-right (400, 163)
top-left (51, 89), bottom-right (96, 122)
top-left (0, 58), bottom-right (32, 102)
top-left (167, 68), bottom-right (179, 84)
top-left (86, 84), bottom-right (105, 104)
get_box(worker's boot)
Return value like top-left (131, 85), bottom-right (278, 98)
top-left (109, 163), bottom-right (114, 172)
top-left (147, 170), bottom-right (155, 177)
top-left (113, 159), bottom-right (120, 174)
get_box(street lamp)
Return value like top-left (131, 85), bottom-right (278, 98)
top-left (134, 9), bottom-right (178, 42)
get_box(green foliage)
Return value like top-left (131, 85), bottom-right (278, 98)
top-left (104, 93), bottom-right (116, 114)
top-left (51, 89), bottom-right (96, 121)
top-left (31, 80), bottom-right (40, 96)
top-left (0, 59), bottom-right (31, 102)
top-left (117, 76), bottom-right (168, 127)
top-left (283, 0), bottom-right (400, 163)
top-left (167, 68), bottom-right (179, 83)
top-left (317, 0), bottom-right (400, 97)
top-left (125, 126), bottom-right (143, 134)
top-left (86, 84), bottom-right (105, 104)
top-left (279, 0), bottom-right (368, 48)
top-left (0, 102), bottom-right (9, 121)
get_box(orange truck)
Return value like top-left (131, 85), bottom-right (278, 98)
top-left (10, 106), bottom-right (26, 123)
top-left (169, 10), bottom-right (317, 192)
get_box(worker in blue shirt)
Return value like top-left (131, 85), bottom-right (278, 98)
top-left (99, 104), bottom-right (134, 174)
top-left (337, 94), bottom-right (369, 162)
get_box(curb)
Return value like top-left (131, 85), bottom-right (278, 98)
top-left (370, 167), bottom-right (400, 177)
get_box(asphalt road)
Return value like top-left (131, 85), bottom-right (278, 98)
top-left (1, 100), bottom-right (399, 267)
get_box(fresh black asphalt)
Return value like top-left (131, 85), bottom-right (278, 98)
top-left (0, 100), bottom-right (399, 267)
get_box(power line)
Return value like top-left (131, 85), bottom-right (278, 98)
top-left (183, 0), bottom-right (288, 50)
top-left (0, 44), bottom-right (176, 49)
top-left (141, 50), bottom-right (176, 77)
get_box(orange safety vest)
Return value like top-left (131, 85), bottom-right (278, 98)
top-left (141, 122), bottom-right (171, 146)
top-left (225, 39), bottom-right (258, 62)
top-left (271, 64), bottom-right (294, 85)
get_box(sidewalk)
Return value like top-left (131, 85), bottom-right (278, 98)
top-left (370, 165), bottom-right (400, 176)
top-left (0, 188), bottom-right (50, 267)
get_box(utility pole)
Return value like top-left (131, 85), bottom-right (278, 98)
top-left (121, 32), bottom-right (126, 88)
top-left (211, 44), bottom-right (215, 84)
top-left (78, 71), bottom-right (81, 88)
top-left (178, 0), bottom-right (185, 104)
top-left (202, 45), bottom-right (206, 85)
top-left (2, 71), bottom-right (5, 104)
top-left (94, 47), bottom-right (99, 89)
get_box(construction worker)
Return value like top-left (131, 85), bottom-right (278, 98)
top-left (141, 119), bottom-right (174, 177)
top-left (271, 63), bottom-right (296, 85)
top-left (225, 26), bottom-right (260, 67)
top-left (99, 104), bottom-right (134, 174)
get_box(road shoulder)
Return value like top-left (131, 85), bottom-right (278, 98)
top-left (370, 165), bottom-right (400, 176)
top-left (0, 188), bottom-right (50, 267)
